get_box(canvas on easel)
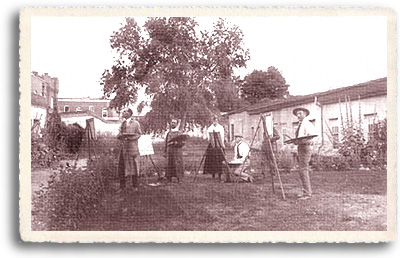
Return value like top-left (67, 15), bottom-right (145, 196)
top-left (263, 112), bottom-right (273, 138)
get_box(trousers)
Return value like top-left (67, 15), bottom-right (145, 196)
top-left (297, 144), bottom-right (312, 196)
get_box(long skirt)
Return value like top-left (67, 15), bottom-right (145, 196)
top-left (166, 148), bottom-right (184, 179)
top-left (203, 144), bottom-right (225, 177)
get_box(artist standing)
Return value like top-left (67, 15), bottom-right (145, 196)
top-left (117, 108), bottom-right (142, 191)
top-left (203, 115), bottom-right (226, 180)
top-left (165, 118), bottom-right (185, 183)
top-left (292, 107), bottom-right (316, 200)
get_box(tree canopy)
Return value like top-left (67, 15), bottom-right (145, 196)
top-left (241, 67), bottom-right (290, 104)
top-left (101, 17), bottom-right (249, 131)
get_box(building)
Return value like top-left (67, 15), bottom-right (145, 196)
top-left (226, 78), bottom-right (387, 153)
top-left (59, 110), bottom-right (121, 136)
top-left (58, 97), bottom-right (119, 121)
top-left (57, 98), bottom-right (122, 136)
top-left (31, 71), bottom-right (59, 129)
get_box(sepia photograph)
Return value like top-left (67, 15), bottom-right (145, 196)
top-left (19, 7), bottom-right (396, 243)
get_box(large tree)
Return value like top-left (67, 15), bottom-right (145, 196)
top-left (241, 67), bottom-right (290, 104)
top-left (101, 17), bottom-right (249, 131)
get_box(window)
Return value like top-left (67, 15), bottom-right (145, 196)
top-left (364, 113), bottom-right (377, 140)
top-left (230, 124), bottom-right (235, 142)
top-left (102, 108), bottom-right (108, 117)
top-left (329, 118), bottom-right (339, 149)
top-left (76, 107), bottom-right (82, 111)
top-left (89, 106), bottom-right (94, 112)
top-left (64, 105), bottom-right (70, 112)
top-left (41, 83), bottom-right (46, 96)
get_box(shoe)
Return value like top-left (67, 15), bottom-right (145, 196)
top-left (297, 195), bottom-right (311, 200)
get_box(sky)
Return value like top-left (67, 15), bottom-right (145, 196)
top-left (31, 15), bottom-right (387, 99)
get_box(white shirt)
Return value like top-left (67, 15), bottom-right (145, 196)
top-left (207, 123), bottom-right (225, 148)
top-left (297, 118), bottom-right (316, 138)
top-left (233, 140), bottom-right (250, 163)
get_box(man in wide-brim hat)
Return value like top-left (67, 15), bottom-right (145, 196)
top-left (292, 107), bottom-right (310, 117)
top-left (292, 106), bottom-right (316, 200)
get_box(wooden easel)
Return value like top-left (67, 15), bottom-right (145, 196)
top-left (75, 118), bottom-right (96, 166)
top-left (260, 114), bottom-right (286, 200)
top-left (193, 131), bottom-right (231, 182)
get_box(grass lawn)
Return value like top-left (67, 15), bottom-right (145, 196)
top-left (32, 137), bottom-right (387, 231)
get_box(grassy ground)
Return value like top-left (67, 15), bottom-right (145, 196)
top-left (31, 137), bottom-right (387, 231)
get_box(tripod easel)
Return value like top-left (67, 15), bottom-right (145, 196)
top-left (193, 131), bottom-right (232, 183)
top-left (235, 115), bottom-right (285, 199)
top-left (259, 114), bottom-right (286, 199)
top-left (75, 118), bottom-right (96, 167)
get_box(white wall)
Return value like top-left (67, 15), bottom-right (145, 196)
top-left (61, 116), bottom-right (120, 136)
top-left (31, 105), bottom-right (47, 128)
top-left (229, 94), bottom-right (387, 155)
top-left (322, 95), bottom-right (387, 147)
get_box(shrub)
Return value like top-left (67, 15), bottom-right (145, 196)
top-left (32, 110), bottom-right (85, 168)
top-left (361, 118), bottom-right (387, 169)
top-left (276, 149), bottom-right (296, 173)
top-left (32, 154), bottom-right (115, 230)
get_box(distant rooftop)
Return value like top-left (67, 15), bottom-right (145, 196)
top-left (227, 77), bottom-right (387, 116)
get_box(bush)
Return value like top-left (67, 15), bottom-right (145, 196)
top-left (361, 118), bottom-right (387, 169)
top-left (32, 109), bottom-right (85, 168)
top-left (32, 154), bottom-right (115, 230)
top-left (276, 149), bottom-right (296, 173)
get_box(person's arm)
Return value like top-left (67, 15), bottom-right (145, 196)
top-left (117, 122), bottom-right (124, 140)
top-left (297, 120), bottom-right (315, 145)
top-left (175, 132), bottom-right (186, 148)
top-left (271, 127), bottom-right (280, 142)
top-left (238, 143), bottom-right (250, 163)
top-left (220, 125), bottom-right (225, 148)
top-left (164, 131), bottom-right (169, 153)
top-left (124, 121), bottom-right (141, 141)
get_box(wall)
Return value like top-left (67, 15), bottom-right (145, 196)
top-left (31, 106), bottom-right (47, 129)
top-left (61, 115), bottom-right (120, 136)
top-left (228, 95), bottom-right (386, 154)
top-left (31, 72), bottom-right (59, 110)
top-left (58, 99), bottom-right (119, 119)
top-left (322, 95), bottom-right (387, 149)
top-left (228, 112), bottom-right (249, 143)
top-left (31, 72), bottom-right (59, 130)
top-left (247, 102), bottom-right (321, 153)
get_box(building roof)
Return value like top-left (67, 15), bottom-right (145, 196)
top-left (58, 98), bottom-right (111, 103)
top-left (226, 77), bottom-right (387, 116)
top-left (59, 111), bottom-right (120, 124)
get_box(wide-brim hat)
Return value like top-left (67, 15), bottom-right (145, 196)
top-left (234, 134), bottom-right (243, 138)
top-left (293, 107), bottom-right (310, 116)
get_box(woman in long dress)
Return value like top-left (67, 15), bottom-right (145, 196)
top-left (203, 116), bottom-right (226, 180)
top-left (165, 119), bottom-right (185, 183)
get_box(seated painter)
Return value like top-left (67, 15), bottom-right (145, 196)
top-left (225, 134), bottom-right (253, 183)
